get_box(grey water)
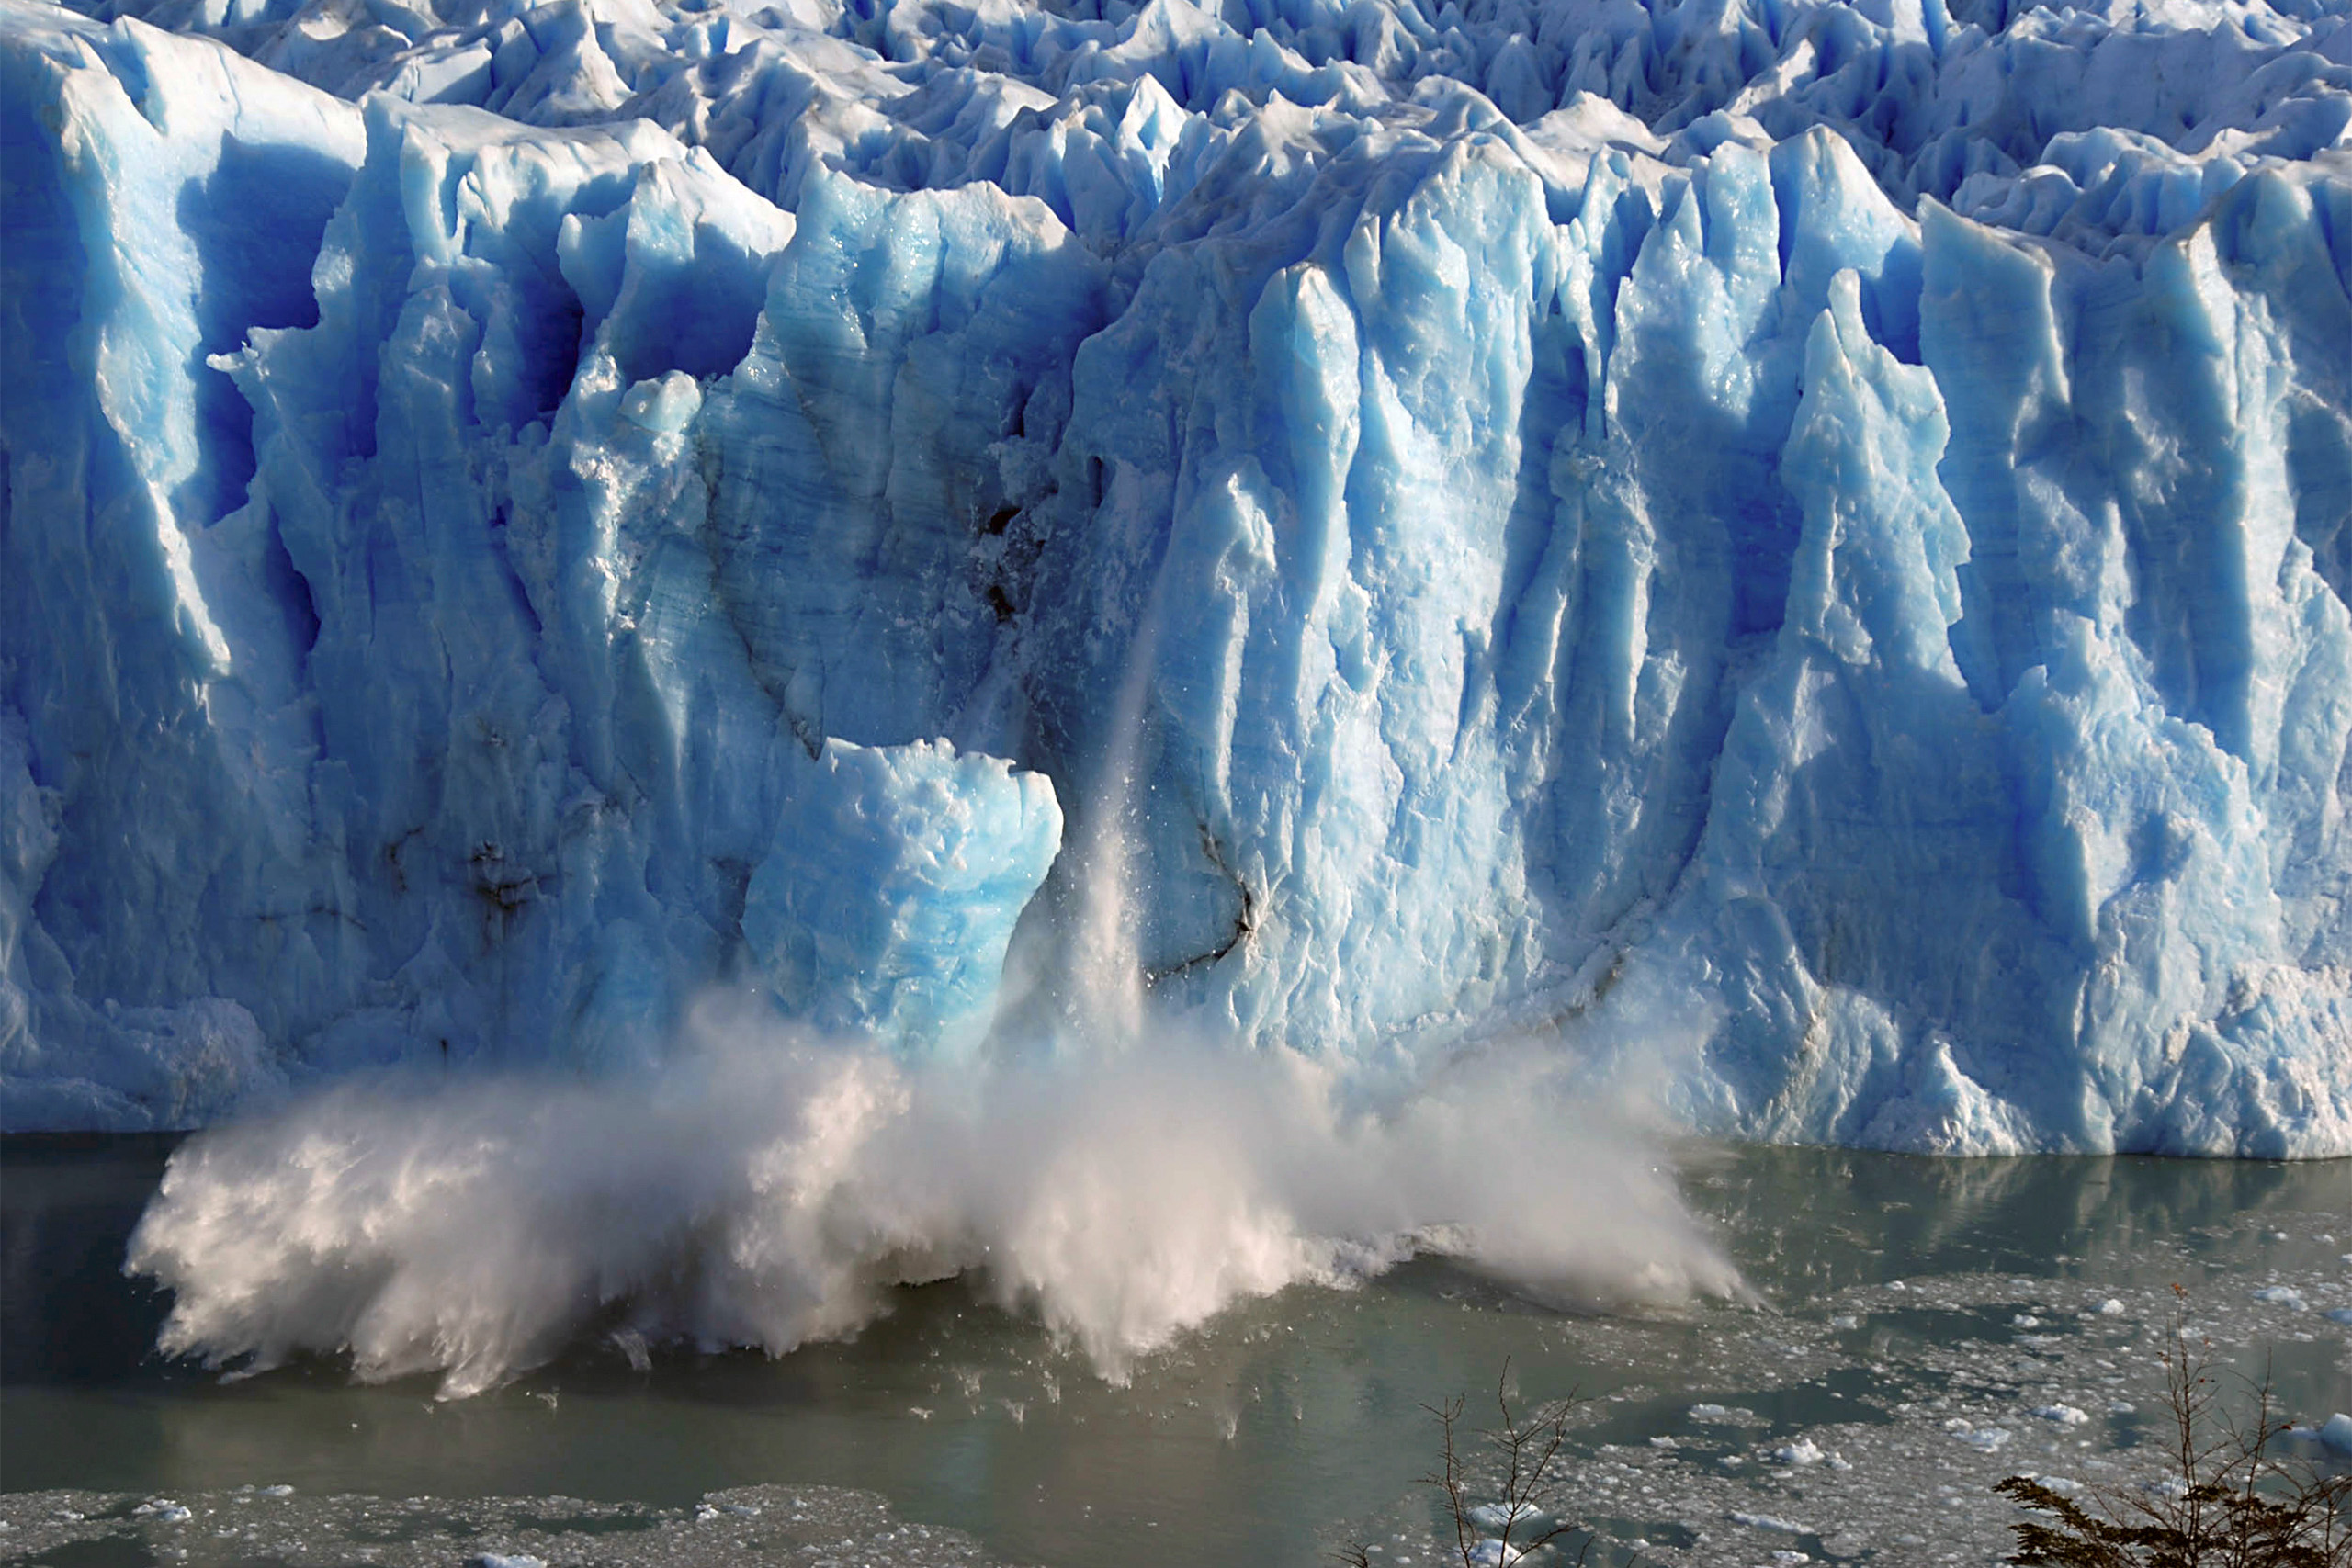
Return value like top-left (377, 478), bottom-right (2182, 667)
top-left (5, 1135), bottom-right (2347, 1567)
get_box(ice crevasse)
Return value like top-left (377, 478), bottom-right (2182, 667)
top-left (3, 0), bottom-right (2349, 1154)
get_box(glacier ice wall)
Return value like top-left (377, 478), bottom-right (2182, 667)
top-left (3, 0), bottom-right (2349, 1152)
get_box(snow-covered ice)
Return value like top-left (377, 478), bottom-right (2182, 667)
top-left (3, 0), bottom-right (2350, 1156)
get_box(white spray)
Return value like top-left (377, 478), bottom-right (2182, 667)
top-left (127, 999), bottom-right (1740, 1397)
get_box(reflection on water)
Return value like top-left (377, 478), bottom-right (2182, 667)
top-left (1690, 1143), bottom-right (2348, 1289)
top-left (5, 1136), bottom-right (2346, 1567)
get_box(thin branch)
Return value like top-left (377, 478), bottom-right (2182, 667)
top-left (1997, 1288), bottom-right (2352, 1568)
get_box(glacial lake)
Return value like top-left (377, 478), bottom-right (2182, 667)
top-left (5, 1137), bottom-right (2347, 1567)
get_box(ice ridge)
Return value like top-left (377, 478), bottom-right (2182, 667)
top-left (2, 0), bottom-right (2349, 1152)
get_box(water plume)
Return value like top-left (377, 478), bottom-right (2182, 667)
top-left (126, 1002), bottom-right (1742, 1397)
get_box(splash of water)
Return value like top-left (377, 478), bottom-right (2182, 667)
top-left (126, 998), bottom-right (1740, 1397)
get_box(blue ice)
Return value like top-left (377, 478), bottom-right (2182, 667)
top-left (3, 0), bottom-right (2348, 1153)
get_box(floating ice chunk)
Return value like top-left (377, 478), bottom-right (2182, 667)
top-left (2096, 1299), bottom-right (2126, 1316)
top-left (1466, 1504), bottom-right (1548, 1532)
top-left (2252, 1287), bottom-right (2309, 1311)
top-left (1769, 1438), bottom-right (1826, 1466)
top-left (1946, 1420), bottom-right (2012, 1451)
top-left (1730, 1511), bottom-right (1810, 1535)
top-left (2032, 1404), bottom-right (2090, 1427)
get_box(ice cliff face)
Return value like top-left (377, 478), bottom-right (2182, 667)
top-left (3, 0), bottom-right (2349, 1152)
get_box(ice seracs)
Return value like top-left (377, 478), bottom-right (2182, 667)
top-left (4, 0), bottom-right (2350, 1154)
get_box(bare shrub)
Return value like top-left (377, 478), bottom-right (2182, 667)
top-left (1998, 1289), bottom-right (2352, 1567)
top-left (1336, 1359), bottom-right (1634, 1567)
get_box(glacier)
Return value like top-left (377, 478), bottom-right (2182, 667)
top-left (3, 0), bottom-right (2350, 1155)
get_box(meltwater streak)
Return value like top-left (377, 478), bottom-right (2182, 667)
top-left (1054, 588), bottom-right (1161, 1047)
top-left (125, 1011), bottom-right (1741, 1398)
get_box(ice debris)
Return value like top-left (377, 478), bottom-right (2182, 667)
top-left (4, 0), bottom-right (2351, 1155)
top-left (1945, 1418), bottom-right (2012, 1451)
top-left (1729, 1511), bottom-right (1809, 1535)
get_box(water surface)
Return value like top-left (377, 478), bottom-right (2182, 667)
top-left (6, 1136), bottom-right (2346, 1565)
